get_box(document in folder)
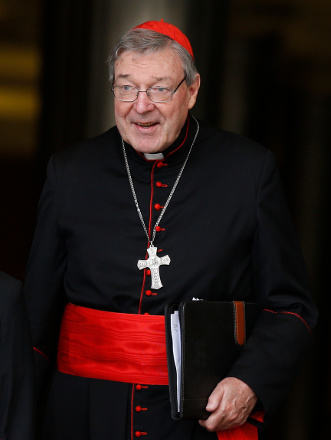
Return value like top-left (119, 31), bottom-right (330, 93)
top-left (165, 301), bottom-right (260, 420)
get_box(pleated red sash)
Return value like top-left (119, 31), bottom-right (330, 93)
top-left (57, 303), bottom-right (262, 439)
top-left (57, 303), bottom-right (169, 385)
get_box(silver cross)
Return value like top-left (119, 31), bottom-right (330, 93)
top-left (137, 245), bottom-right (171, 289)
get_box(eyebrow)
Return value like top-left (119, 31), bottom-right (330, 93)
top-left (116, 74), bottom-right (172, 83)
top-left (152, 76), bottom-right (172, 82)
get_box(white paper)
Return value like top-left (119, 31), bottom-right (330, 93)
top-left (170, 311), bottom-right (182, 411)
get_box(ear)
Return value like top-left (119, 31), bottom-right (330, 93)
top-left (187, 74), bottom-right (201, 110)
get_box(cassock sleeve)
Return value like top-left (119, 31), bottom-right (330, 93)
top-left (23, 155), bottom-right (67, 390)
top-left (227, 150), bottom-right (318, 425)
top-left (0, 274), bottom-right (34, 440)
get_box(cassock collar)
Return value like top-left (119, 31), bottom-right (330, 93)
top-left (124, 114), bottom-right (198, 167)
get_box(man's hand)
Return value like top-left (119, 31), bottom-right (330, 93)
top-left (199, 377), bottom-right (258, 432)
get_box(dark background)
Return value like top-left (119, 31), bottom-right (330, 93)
top-left (0, 1), bottom-right (329, 438)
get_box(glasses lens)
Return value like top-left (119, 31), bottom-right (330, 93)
top-left (113, 85), bottom-right (174, 102)
top-left (148, 87), bottom-right (172, 102)
top-left (113, 86), bottom-right (137, 101)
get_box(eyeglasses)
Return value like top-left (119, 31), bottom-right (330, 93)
top-left (112, 76), bottom-right (187, 103)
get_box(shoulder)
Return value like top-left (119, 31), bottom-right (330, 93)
top-left (44, 126), bottom-right (122, 184)
top-left (194, 119), bottom-right (276, 181)
top-left (51, 126), bottom-right (121, 169)
top-left (196, 119), bottom-right (270, 162)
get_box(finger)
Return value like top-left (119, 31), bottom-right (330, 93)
top-left (199, 378), bottom-right (257, 432)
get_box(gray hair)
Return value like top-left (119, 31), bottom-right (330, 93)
top-left (107, 28), bottom-right (199, 86)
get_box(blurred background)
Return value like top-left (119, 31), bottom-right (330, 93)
top-left (0, 0), bottom-right (329, 438)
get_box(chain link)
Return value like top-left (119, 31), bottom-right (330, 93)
top-left (122, 116), bottom-right (200, 247)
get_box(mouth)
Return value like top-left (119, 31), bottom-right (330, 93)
top-left (135, 122), bottom-right (158, 128)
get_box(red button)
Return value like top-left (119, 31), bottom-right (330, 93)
top-left (135, 432), bottom-right (141, 438)
top-left (146, 290), bottom-right (157, 296)
top-left (146, 269), bottom-right (151, 276)
top-left (157, 161), bottom-right (167, 168)
top-left (154, 203), bottom-right (163, 210)
top-left (156, 181), bottom-right (167, 187)
top-left (135, 384), bottom-right (148, 390)
top-left (155, 226), bottom-right (165, 232)
top-left (136, 406), bottom-right (142, 412)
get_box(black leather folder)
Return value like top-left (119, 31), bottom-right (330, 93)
top-left (165, 301), bottom-right (260, 420)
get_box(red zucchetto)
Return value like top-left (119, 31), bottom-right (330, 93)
top-left (134, 19), bottom-right (194, 59)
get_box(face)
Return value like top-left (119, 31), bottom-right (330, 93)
top-left (114, 48), bottom-right (200, 153)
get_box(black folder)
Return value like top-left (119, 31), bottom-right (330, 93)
top-left (165, 301), bottom-right (260, 420)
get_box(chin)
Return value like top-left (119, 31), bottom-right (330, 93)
top-left (133, 145), bottom-right (164, 154)
top-left (130, 138), bottom-right (168, 154)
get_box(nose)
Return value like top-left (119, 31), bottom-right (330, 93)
top-left (133, 90), bottom-right (155, 113)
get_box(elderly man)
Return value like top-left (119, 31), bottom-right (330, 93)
top-left (24, 20), bottom-right (317, 440)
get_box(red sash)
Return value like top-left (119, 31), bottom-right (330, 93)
top-left (57, 303), bottom-right (262, 439)
top-left (57, 303), bottom-right (168, 385)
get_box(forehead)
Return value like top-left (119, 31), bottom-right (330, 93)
top-left (114, 48), bottom-right (184, 81)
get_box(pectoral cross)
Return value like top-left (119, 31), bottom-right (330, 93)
top-left (137, 245), bottom-right (171, 289)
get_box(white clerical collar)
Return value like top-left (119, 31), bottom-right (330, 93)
top-left (143, 152), bottom-right (164, 161)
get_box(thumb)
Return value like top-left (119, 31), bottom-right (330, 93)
top-left (205, 383), bottom-right (224, 412)
top-left (206, 398), bottom-right (218, 412)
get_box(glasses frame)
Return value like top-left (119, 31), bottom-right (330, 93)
top-left (112, 75), bottom-right (187, 103)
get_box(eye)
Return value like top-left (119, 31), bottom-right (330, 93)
top-left (149, 86), bottom-right (170, 93)
top-left (155, 87), bottom-right (170, 93)
top-left (122, 85), bottom-right (133, 91)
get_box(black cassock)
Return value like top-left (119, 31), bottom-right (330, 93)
top-left (0, 271), bottom-right (34, 440)
top-left (23, 115), bottom-right (318, 440)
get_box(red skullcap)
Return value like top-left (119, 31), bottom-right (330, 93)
top-left (134, 19), bottom-right (194, 59)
